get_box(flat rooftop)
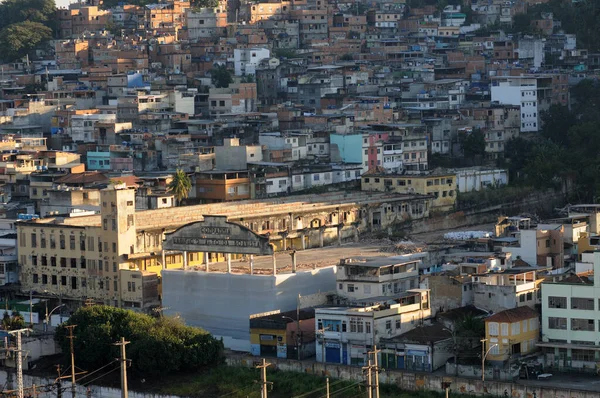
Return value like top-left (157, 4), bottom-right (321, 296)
top-left (183, 242), bottom-right (400, 275)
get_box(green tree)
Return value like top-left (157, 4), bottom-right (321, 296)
top-left (274, 48), bottom-right (298, 59)
top-left (192, 0), bottom-right (219, 8)
top-left (2, 311), bottom-right (24, 331)
top-left (210, 65), bottom-right (233, 88)
top-left (56, 306), bottom-right (224, 379)
top-left (167, 169), bottom-right (192, 205)
top-left (0, 0), bottom-right (56, 28)
top-left (540, 105), bottom-right (576, 146)
top-left (0, 21), bottom-right (53, 62)
top-left (458, 129), bottom-right (486, 159)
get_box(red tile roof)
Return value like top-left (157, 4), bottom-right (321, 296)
top-left (485, 306), bottom-right (538, 324)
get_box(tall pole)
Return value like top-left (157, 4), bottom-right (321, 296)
top-left (255, 358), bottom-right (271, 398)
top-left (481, 338), bottom-right (486, 382)
top-left (114, 337), bottom-right (130, 398)
top-left (16, 331), bottom-right (23, 398)
top-left (362, 360), bottom-right (372, 398)
top-left (326, 377), bottom-right (330, 398)
top-left (29, 290), bottom-right (33, 326)
top-left (65, 325), bottom-right (77, 398)
top-left (9, 329), bottom-right (32, 398)
top-left (296, 294), bottom-right (301, 361)
top-left (369, 345), bottom-right (381, 398)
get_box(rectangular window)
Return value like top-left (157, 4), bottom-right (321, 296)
top-left (548, 296), bottom-right (566, 309)
top-left (61, 276), bottom-right (67, 286)
top-left (42, 274), bottom-right (48, 285)
top-left (365, 322), bottom-right (371, 334)
top-left (350, 319), bottom-right (357, 333)
top-left (70, 235), bottom-right (75, 250)
top-left (112, 242), bottom-right (117, 253)
top-left (395, 319), bottom-right (401, 329)
top-left (52, 275), bottom-right (57, 285)
top-left (572, 349), bottom-right (595, 362)
top-left (33, 274), bottom-right (38, 284)
top-left (571, 297), bottom-right (594, 310)
top-left (70, 258), bottom-right (77, 268)
top-left (571, 318), bottom-right (595, 331)
top-left (548, 317), bottom-right (567, 330)
top-left (41, 235), bottom-right (46, 248)
top-left (347, 284), bottom-right (355, 293)
top-left (60, 235), bottom-right (65, 250)
top-left (41, 256), bottom-right (47, 266)
top-left (501, 323), bottom-right (509, 336)
top-left (385, 320), bottom-right (391, 330)
top-left (60, 257), bottom-right (66, 268)
top-left (31, 233), bottom-right (37, 248)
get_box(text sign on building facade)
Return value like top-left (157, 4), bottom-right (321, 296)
top-left (163, 215), bottom-right (274, 255)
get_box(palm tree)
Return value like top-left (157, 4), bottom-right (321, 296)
top-left (167, 169), bottom-right (192, 206)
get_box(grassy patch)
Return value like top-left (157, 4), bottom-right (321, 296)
top-left (137, 366), bottom-right (487, 398)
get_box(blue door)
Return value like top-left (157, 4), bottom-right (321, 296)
top-left (397, 355), bottom-right (405, 369)
top-left (326, 346), bottom-right (341, 363)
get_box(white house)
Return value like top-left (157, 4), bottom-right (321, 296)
top-left (234, 48), bottom-right (271, 76)
top-left (455, 168), bottom-right (508, 193)
top-left (540, 251), bottom-right (600, 371)
top-left (491, 76), bottom-right (552, 133)
top-left (315, 289), bottom-right (431, 365)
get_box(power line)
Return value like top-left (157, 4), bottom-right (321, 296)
top-left (321, 380), bottom-right (363, 398)
top-left (217, 384), bottom-right (256, 398)
top-left (80, 365), bottom-right (120, 388)
top-left (292, 379), bottom-right (345, 398)
top-left (76, 360), bottom-right (118, 384)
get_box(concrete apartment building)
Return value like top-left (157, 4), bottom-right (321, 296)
top-left (335, 256), bottom-right (421, 300)
top-left (361, 172), bottom-right (457, 211)
top-left (315, 289), bottom-right (431, 365)
top-left (540, 252), bottom-right (600, 371)
top-left (490, 75), bottom-right (553, 133)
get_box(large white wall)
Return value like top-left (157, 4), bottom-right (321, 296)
top-left (162, 267), bottom-right (337, 351)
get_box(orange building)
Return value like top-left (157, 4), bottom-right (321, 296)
top-left (195, 171), bottom-right (251, 203)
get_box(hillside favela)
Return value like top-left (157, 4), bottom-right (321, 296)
top-left (0, 0), bottom-right (599, 397)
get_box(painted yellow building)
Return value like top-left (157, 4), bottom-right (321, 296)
top-left (484, 306), bottom-right (539, 362)
top-left (361, 172), bottom-right (457, 211)
top-left (18, 185), bottom-right (433, 313)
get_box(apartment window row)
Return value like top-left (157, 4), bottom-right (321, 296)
top-left (28, 232), bottom-right (86, 250)
top-left (548, 296), bottom-right (595, 310)
top-left (548, 317), bottom-right (598, 331)
top-left (32, 273), bottom-right (84, 290)
top-left (30, 255), bottom-right (86, 269)
top-left (488, 319), bottom-right (538, 336)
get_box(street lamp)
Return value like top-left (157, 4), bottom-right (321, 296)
top-left (481, 338), bottom-right (499, 382)
top-left (44, 304), bottom-right (65, 332)
top-left (282, 315), bottom-right (301, 361)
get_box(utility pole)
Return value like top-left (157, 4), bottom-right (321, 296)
top-left (362, 360), bottom-right (372, 398)
top-left (368, 346), bottom-right (381, 398)
top-left (255, 358), bottom-right (272, 398)
top-left (8, 328), bottom-right (32, 398)
top-left (65, 325), bottom-right (77, 398)
top-left (56, 364), bottom-right (62, 398)
top-left (29, 290), bottom-right (33, 327)
top-left (114, 337), bottom-right (130, 398)
top-left (325, 377), bottom-right (329, 398)
top-left (481, 338), bottom-right (486, 382)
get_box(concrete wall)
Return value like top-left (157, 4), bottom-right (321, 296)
top-left (0, 370), bottom-right (178, 398)
top-left (162, 267), bottom-right (337, 351)
top-left (227, 355), bottom-right (600, 398)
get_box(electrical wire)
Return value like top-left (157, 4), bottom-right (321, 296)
top-left (291, 379), bottom-right (346, 398)
top-left (217, 383), bottom-right (257, 397)
top-left (75, 359), bottom-right (119, 384)
top-left (321, 380), bottom-right (364, 398)
top-left (80, 364), bottom-right (120, 387)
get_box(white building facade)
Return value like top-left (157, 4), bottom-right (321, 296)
top-left (540, 252), bottom-right (600, 370)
